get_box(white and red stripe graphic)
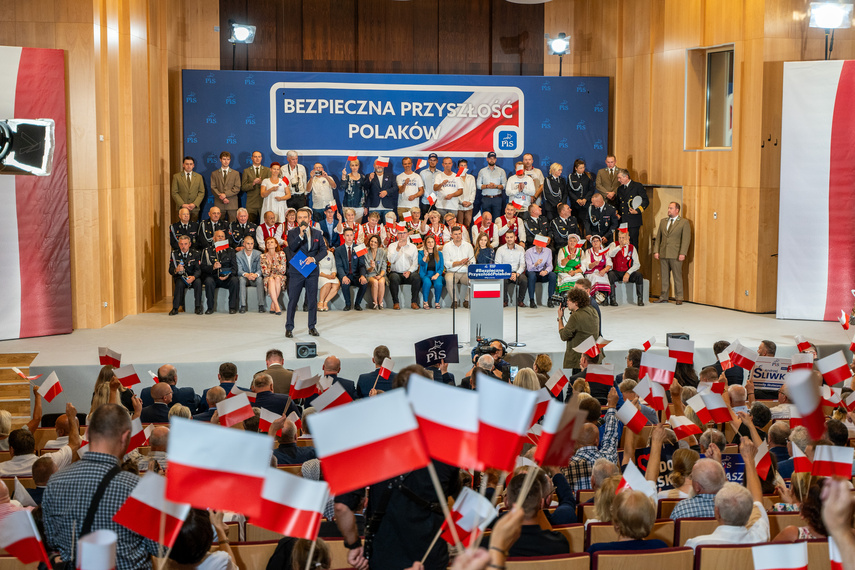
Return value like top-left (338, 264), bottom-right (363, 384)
top-left (634, 377), bottom-right (667, 410)
top-left (256, 467), bottom-right (329, 540)
top-left (472, 211), bottom-right (482, 226)
top-left (526, 423), bottom-right (542, 445)
top-left (533, 234), bottom-right (549, 248)
top-left (529, 388), bottom-right (551, 427)
top-left (214, 239), bottom-right (230, 252)
top-left (752, 540), bottom-right (808, 570)
top-left (346, 154), bottom-right (358, 162)
top-left (821, 384), bottom-right (843, 407)
top-left (754, 441), bottom-right (773, 479)
top-left (700, 391), bottom-right (732, 423)
top-left (515, 166), bottom-right (524, 176)
top-left (166, 417), bottom-right (271, 517)
top-left (573, 336), bottom-right (601, 358)
top-left (415, 158), bottom-right (428, 170)
top-left (378, 358), bottom-right (394, 380)
top-left (830, 536), bottom-right (843, 570)
top-left (668, 415), bottom-right (702, 440)
top-left (697, 381), bottom-right (725, 395)
top-left (426, 191), bottom-right (437, 206)
top-left (792, 443), bottom-right (812, 474)
top-left (290, 367), bottom-right (320, 399)
top-left (668, 338), bottom-right (695, 365)
top-left (844, 390), bottom-right (855, 413)
top-left (126, 418), bottom-right (151, 453)
top-left (817, 350), bottom-right (851, 386)
top-left (616, 401), bottom-right (648, 433)
top-left (642, 336), bottom-right (655, 351)
top-left (258, 408), bottom-right (283, 436)
top-left (408, 374), bottom-right (480, 470)
top-left (533, 399), bottom-right (586, 466)
top-left (98, 347), bottom-right (121, 367)
top-left (216, 391), bottom-right (255, 427)
top-left (403, 209), bottom-right (413, 222)
top-left (12, 367), bottom-right (41, 381)
top-left (455, 166), bottom-right (468, 177)
top-left (511, 196), bottom-right (526, 209)
top-left (812, 445), bottom-right (854, 478)
top-left (786, 369), bottom-right (826, 439)
top-left (353, 242), bottom-right (367, 257)
top-left (794, 335), bottom-right (812, 352)
top-left (375, 156), bottom-right (390, 168)
top-left (617, 460), bottom-right (656, 500)
top-left (0, 509), bottom-right (51, 567)
top-left (586, 363), bottom-right (614, 386)
top-left (148, 370), bottom-right (159, 383)
top-left (728, 341), bottom-right (757, 370)
top-left (476, 374), bottom-right (538, 472)
top-left (114, 365), bottom-right (142, 388)
top-left (308, 389), bottom-right (430, 494)
top-left (546, 370), bottom-right (569, 397)
top-left (312, 382), bottom-right (352, 411)
top-left (440, 487), bottom-right (497, 547)
top-left (112, 472), bottom-right (191, 548)
top-left (37, 371), bottom-right (62, 402)
top-left (778, 61), bottom-right (855, 323)
top-left (472, 282), bottom-right (502, 299)
top-left (228, 383), bottom-right (257, 402)
top-left (840, 310), bottom-right (850, 330)
top-left (639, 352), bottom-right (677, 387)
top-left (788, 352), bottom-right (814, 371)
top-left (687, 394), bottom-right (712, 425)
top-left (0, 47), bottom-right (70, 341)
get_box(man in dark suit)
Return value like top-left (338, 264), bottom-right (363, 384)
top-left (140, 382), bottom-right (172, 423)
top-left (170, 156), bottom-right (205, 222)
top-left (169, 235), bottom-right (202, 315)
top-left (197, 362), bottom-right (239, 413)
top-left (334, 227), bottom-right (367, 311)
top-left (196, 206), bottom-right (229, 250)
top-left (251, 373), bottom-right (300, 417)
top-left (707, 340), bottom-right (744, 385)
top-left (200, 230), bottom-right (239, 314)
top-left (584, 193), bottom-right (619, 245)
top-left (264, 349), bottom-right (293, 394)
top-left (241, 151), bottom-right (270, 223)
top-left (169, 208), bottom-right (200, 250)
top-left (141, 365), bottom-right (198, 409)
top-left (356, 345), bottom-right (397, 398)
top-left (615, 169), bottom-right (649, 250)
top-left (285, 208), bottom-right (326, 337)
top-left (270, 419), bottom-right (317, 465)
top-left (305, 356), bottom-right (356, 407)
top-left (210, 151), bottom-right (241, 221)
top-left (364, 158), bottom-right (396, 217)
top-left (193, 386), bottom-right (226, 421)
top-left (317, 205), bottom-right (341, 248)
top-left (228, 208), bottom-right (258, 251)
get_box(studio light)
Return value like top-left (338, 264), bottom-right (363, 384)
top-left (228, 21), bottom-right (256, 44)
top-left (808, 2), bottom-right (852, 59)
top-left (545, 33), bottom-right (570, 76)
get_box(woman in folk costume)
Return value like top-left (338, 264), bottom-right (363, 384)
top-left (582, 235), bottom-right (612, 302)
top-left (425, 209), bottom-right (449, 249)
top-left (336, 207), bottom-right (365, 244)
top-left (555, 233), bottom-right (584, 294)
top-left (360, 210), bottom-right (387, 246)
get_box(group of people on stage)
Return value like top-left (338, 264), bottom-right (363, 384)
top-left (169, 150), bottom-right (693, 331)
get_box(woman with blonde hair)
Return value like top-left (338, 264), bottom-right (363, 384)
top-left (93, 365), bottom-right (134, 413)
top-left (168, 404), bottom-right (192, 420)
top-left (336, 207), bottom-right (365, 244)
top-left (513, 368), bottom-right (540, 391)
top-left (418, 235), bottom-right (445, 309)
top-left (260, 236), bottom-right (287, 314)
top-left (586, 474), bottom-right (621, 528)
top-left (340, 158), bottom-right (367, 222)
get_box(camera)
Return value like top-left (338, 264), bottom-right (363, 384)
top-left (550, 293), bottom-right (567, 309)
top-left (0, 119), bottom-right (55, 176)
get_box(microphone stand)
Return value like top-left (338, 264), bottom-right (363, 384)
top-left (508, 267), bottom-right (526, 348)
top-left (450, 252), bottom-right (476, 348)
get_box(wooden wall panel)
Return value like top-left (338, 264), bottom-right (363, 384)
top-left (491, 0), bottom-right (545, 76)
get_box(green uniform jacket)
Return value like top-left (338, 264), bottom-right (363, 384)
top-left (560, 305), bottom-right (600, 369)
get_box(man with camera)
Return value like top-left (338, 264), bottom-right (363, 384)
top-left (557, 287), bottom-right (600, 372)
top-left (285, 207), bottom-right (325, 338)
top-left (307, 162), bottom-right (337, 222)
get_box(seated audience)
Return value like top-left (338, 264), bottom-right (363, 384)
top-left (356, 345), bottom-right (397, 398)
top-left (562, 389), bottom-right (619, 494)
top-left (525, 239), bottom-right (555, 308)
top-left (772, 482), bottom-right (828, 541)
top-left (588, 490), bottom-right (668, 553)
top-left (669, 458), bottom-right (727, 519)
top-left (418, 235), bottom-right (445, 309)
top-left (316, 237), bottom-right (340, 312)
top-left (140, 382), bottom-right (173, 423)
top-left (586, 474), bottom-right (621, 528)
top-left (334, 227), bottom-right (368, 311)
top-left (260, 235), bottom-right (287, 315)
top-left (494, 231), bottom-right (527, 308)
top-left (364, 234), bottom-right (387, 310)
top-left (0, 404), bottom-right (78, 477)
top-left (777, 426), bottom-right (811, 479)
top-left (271, 420), bottom-right (317, 466)
top-left (29, 455), bottom-right (58, 506)
top-left (251, 373), bottom-right (300, 417)
top-left (166, 508), bottom-right (236, 569)
top-left (141, 364), bottom-right (198, 410)
top-left (169, 404), bottom-right (192, 420)
top-left (200, 229), bottom-right (240, 314)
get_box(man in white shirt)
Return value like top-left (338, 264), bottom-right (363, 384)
top-left (0, 404), bottom-right (79, 477)
top-left (505, 161), bottom-right (536, 209)
top-left (43, 413), bottom-right (71, 449)
top-left (522, 153), bottom-right (544, 202)
top-left (443, 226), bottom-right (475, 309)
top-left (396, 157), bottom-right (424, 220)
top-left (456, 159), bottom-right (477, 227)
top-left (387, 229), bottom-right (421, 310)
top-left (283, 150), bottom-right (308, 210)
top-left (769, 385), bottom-right (794, 419)
top-left (494, 231), bottom-right (528, 308)
top-left (256, 210), bottom-right (285, 248)
top-left (433, 157), bottom-right (462, 218)
top-left (419, 153), bottom-right (440, 217)
top-left (476, 151), bottom-right (506, 221)
top-left (306, 162), bottom-right (337, 222)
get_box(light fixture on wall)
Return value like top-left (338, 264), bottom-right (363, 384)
top-left (228, 20), bottom-right (257, 70)
top-left (808, 2), bottom-right (852, 59)
top-left (545, 33), bottom-right (570, 76)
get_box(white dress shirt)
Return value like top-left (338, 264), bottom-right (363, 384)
top-left (684, 503), bottom-right (770, 550)
top-left (494, 244), bottom-right (526, 274)
top-left (443, 241), bottom-right (475, 273)
top-left (387, 239), bottom-right (419, 273)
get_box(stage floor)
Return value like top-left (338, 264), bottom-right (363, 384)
top-left (0, 299), bottom-right (848, 414)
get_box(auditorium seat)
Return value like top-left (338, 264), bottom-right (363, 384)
top-left (591, 546), bottom-right (692, 570)
top-left (575, 489), bottom-right (595, 504)
top-left (507, 552), bottom-right (590, 568)
top-left (32, 428), bottom-right (56, 450)
top-left (552, 523), bottom-right (585, 553)
top-left (245, 523), bottom-right (285, 542)
top-left (760, 494), bottom-right (778, 510)
top-left (296, 438), bottom-right (314, 447)
top-left (722, 444), bottom-right (738, 454)
top-left (2, 477), bottom-right (35, 497)
top-left (691, 542), bottom-right (831, 570)
top-left (656, 498), bottom-right (682, 519)
top-left (0, 452), bottom-right (10, 463)
top-left (38, 448), bottom-right (62, 456)
top-left (673, 517), bottom-right (718, 546)
top-left (767, 512), bottom-right (804, 537)
top-left (276, 464), bottom-right (303, 476)
top-left (325, 537), bottom-right (350, 568)
top-left (806, 539), bottom-right (830, 570)
top-left (227, 541), bottom-right (279, 570)
top-left (586, 519), bottom-right (674, 549)
top-left (580, 504), bottom-right (596, 524)
top-left (222, 522), bottom-right (240, 543)
top-left (0, 556), bottom-right (37, 569)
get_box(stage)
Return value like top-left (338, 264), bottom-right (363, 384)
top-left (0, 299), bottom-right (848, 415)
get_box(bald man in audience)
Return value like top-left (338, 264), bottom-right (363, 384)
top-left (29, 456), bottom-right (58, 505)
top-left (769, 385), bottom-right (793, 420)
top-left (562, 388), bottom-right (620, 493)
top-left (264, 349), bottom-right (293, 394)
top-left (43, 414), bottom-right (71, 449)
top-left (140, 383), bottom-right (172, 423)
top-left (141, 364), bottom-right (197, 410)
top-left (272, 420), bottom-right (317, 465)
top-left (582, 458), bottom-right (621, 504)
top-left (670, 458), bottom-right (727, 519)
top-left (193, 386), bottom-right (225, 422)
top-left (251, 373), bottom-right (300, 417)
top-left (768, 423), bottom-right (791, 463)
top-left (137, 426), bottom-right (169, 473)
top-left (305, 356), bottom-right (356, 407)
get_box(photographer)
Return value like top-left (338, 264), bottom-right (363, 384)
top-left (557, 288), bottom-right (600, 373)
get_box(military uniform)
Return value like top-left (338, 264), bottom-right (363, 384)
top-left (549, 215), bottom-right (582, 253)
top-left (568, 171), bottom-right (596, 222)
top-left (196, 219), bottom-right (229, 250)
top-left (616, 180), bottom-right (649, 249)
top-left (521, 213), bottom-right (550, 249)
top-left (584, 203), bottom-right (619, 244)
top-left (541, 175), bottom-right (568, 222)
top-left (169, 248), bottom-right (202, 313)
top-left (169, 221), bottom-right (200, 250)
top-left (200, 245), bottom-right (239, 314)
top-left (228, 220), bottom-right (259, 250)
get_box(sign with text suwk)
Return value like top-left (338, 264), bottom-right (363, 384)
top-left (182, 70), bottom-right (608, 186)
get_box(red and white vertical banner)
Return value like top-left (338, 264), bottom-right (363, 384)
top-left (778, 61), bottom-right (855, 321)
top-left (0, 47), bottom-right (70, 340)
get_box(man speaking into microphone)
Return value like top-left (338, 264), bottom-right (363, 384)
top-left (286, 207), bottom-right (325, 337)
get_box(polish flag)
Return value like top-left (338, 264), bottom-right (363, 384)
top-left (633, 377), bottom-right (667, 410)
top-left (573, 336), bottom-right (601, 358)
top-left (281, 175), bottom-right (290, 186)
top-left (477, 374), bottom-right (538, 472)
top-left (227, 384), bottom-right (257, 403)
top-left (307, 390), bottom-right (431, 494)
top-left (396, 222), bottom-right (407, 233)
top-left (353, 242), bottom-right (367, 257)
top-left (534, 398), bottom-right (587, 466)
top-left (112, 472), bottom-right (191, 548)
top-left (214, 239), bottom-right (229, 252)
top-left (821, 385), bottom-right (842, 407)
top-left (456, 166), bottom-right (468, 177)
top-left (728, 341), bottom-right (757, 370)
top-left (642, 336), bottom-right (656, 351)
top-left (77, 529), bottom-right (116, 570)
top-left (403, 210), bottom-right (413, 222)
top-left (786, 369), bottom-right (826, 439)
top-left (98, 346), bottom-right (121, 367)
top-left (216, 391), bottom-right (255, 427)
top-left (751, 540), bottom-right (808, 570)
top-left (290, 367), bottom-right (320, 399)
top-left (440, 487), bottom-right (498, 547)
top-left (515, 166), bottom-right (524, 176)
top-left (596, 336), bottom-right (613, 350)
top-left (616, 400), bottom-right (648, 433)
top-left (639, 352), bottom-right (677, 387)
top-left (37, 371), bottom-right (63, 402)
top-left (415, 159), bottom-right (428, 170)
top-left (830, 536), bottom-right (844, 570)
top-left (385, 221), bottom-right (395, 232)
top-left (700, 392), bottom-right (732, 423)
top-left (850, 339), bottom-right (855, 354)
top-left (788, 352), bottom-right (814, 371)
top-left (256, 467), bottom-right (329, 540)
top-left (346, 154), bottom-right (358, 162)
top-left (533, 234), bottom-right (549, 248)
top-left (718, 351), bottom-right (734, 370)
top-left (312, 383), bottom-right (352, 411)
top-left (844, 390), bottom-right (855, 413)
top-left (287, 411), bottom-right (302, 432)
top-left (840, 310), bottom-right (850, 330)
top-left (617, 460), bottom-right (657, 500)
top-left (789, 407), bottom-right (805, 430)
top-left (375, 156), bottom-right (389, 168)
top-left (794, 335), bottom-right (812, 352)
top-left (526, 423), bottom-right (542, 445)
top-left (12, 367), bottom-right (42, 381)
top-left (754, 441), bottom-right (773, 479)
top-left (687, 394), bottom-right (712, 425)
top-left (411, 233), bottom-right (423, 244)
top-left (0, 510), bottom-right (51, 567)
top-left (697, 381), bottom-right (725, 395)
top-left (126, 418), bottom-right (150, 453)
top-left (668, 415), bottom-right (702, 440)
top-left (14, 477), bottom-right (36, 508)
top-left (530, 388), bottom-right (551, 427)
top-left (378, 358), bottom-right (394, 379)
top-left (511, 196), bottom-right (526, 210)
top-left (546, 370), bottom-right (569, 397)
top-left (408, 374), bottom-right (480, 470)
top-left (148, 370), bottom-right (159, 383)
top-left (114, 365), bottom-right (142, 388)
top-left (426, 191), bottom-right (437, 206)
top-left (473, 282), bottom-right (502, 299)
top-left (258, 408), bottom-right (283, 436)
top-left (668, 338), bottom-right (695, 365)
top-left (792, 443), bottom-right (812, 474)
top-left (167, 417), bottom-right (271, 517)
top-left (812, 445), bottom-right (854, 478)
top-left (472, 211), bottom-right (482, 227)
top-left (618, 223), bottom-right (628, 233)
top-left (586, 363), bottom-right (614, 386)
top-left (327, 201), bottom-right (338, 212)
top-left (817, 351), bottom-right (851, 386)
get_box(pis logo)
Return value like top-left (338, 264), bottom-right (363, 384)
top-left (576, 82), bottom-right (586, 93)
top-left (205, 73), bottom-right (216, 84)
top-left (541, 118), bottom-right (551, 129)
top-left (498, 131), bottom-right (517, 150)
top-left (559, 100), bottom-right (569, 111)
top-left (207, 155), bottom-right (220, 165)
top-left (540, 156), bottom-right (551, 168)
top-left (541, 80), bottom-right (551, 91)
top-left (558, 137), bottom-right (569, 149)
top-left (245, 113), bottom-right (256, 125)
top-left (225, 93), bottom-right (236, 104)
top-left (226, 133), bottom-right (238, 145)
top-left (576, 120), bottom-right (586, 131)
top-left (593, 138), bottom-right (604, 150)
top-left (185, 131), bottom-right (198, 144)
top-left (206, 113), bottom-right (217, 124)
top-left (185, 91), bottom-right (197, 104)
top-left (244, 74), bottom-right (255, 85)
top-left (594, 102), bottom-right (604, 112)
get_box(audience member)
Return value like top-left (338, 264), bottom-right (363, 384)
top-left (418, 235), bottom-right (445, 309)
top-left (669, 458), bottom-right (727, 520)
top-left (558, 288), bottom-right (600, 372)
top-left (166, 508), bottom-right (236, 569)
top-left (29, 456), bottom-right (57, 506)
top-left (562, 389), bottom-right (619, 493)
top-left (587, 474), bottom-right (621, 527)
top-left (251, 373), bottom-right (300, 417)
top-left (140, 382), bottom-right (172, 423)
top-left (270, 419), bottom-right (317, 465)
top-left (0, 403), bottom-right (78, 477)
top-left (335, 227), bottom-right (368, 311)
top-left (588, 490), bottom-right (667, 553)
top-left (356, 346), bottom-right (397, 398)
top-left (495, 231), bottom-right (527, 308)
top-left (193, 386), bottom-right (225, 422)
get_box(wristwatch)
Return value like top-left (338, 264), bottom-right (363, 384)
top-left (344, 538), bottom-right (362, 550)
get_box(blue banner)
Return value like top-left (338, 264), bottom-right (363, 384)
top-left (182, 71), bottom-right (609, 217)
top-left (468, 263), bottom-right (513, 280)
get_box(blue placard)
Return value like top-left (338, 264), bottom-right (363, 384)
top-left (719, 453), bottom-right (746, 483)
top-left (468, 263), bottom-right (512, 280)
top-left (289, 250), bottom-right (317, 278)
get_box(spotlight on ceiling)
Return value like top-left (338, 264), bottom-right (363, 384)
top-left (808, 2), bottom-right (852, 59)
top-left (228, 20), bottom-right (257, 44)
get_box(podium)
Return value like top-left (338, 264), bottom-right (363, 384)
top-left (468, 264), bottom-right (512, 346)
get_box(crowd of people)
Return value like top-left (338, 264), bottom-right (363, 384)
top-left (168, 151), bottom-right (694, 331)
top-left (2, 329), bottom-right (855, 570)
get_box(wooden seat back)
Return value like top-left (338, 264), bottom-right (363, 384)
top-left (586, 519), bottom-right (675, 549)
top-left (552, 523), bottom-right (585, 553)
top-left (673, 517), bottom-right (718, 546)
top-left (506, 552), bottom-right (590, 568)
top-left (591, 546), bottom-right (693, 570)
